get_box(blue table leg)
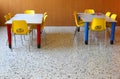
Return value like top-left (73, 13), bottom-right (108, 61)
top-left (110, 22), bottom-right (116, 44)
top-left (84, 22), bottom-right (89, 44)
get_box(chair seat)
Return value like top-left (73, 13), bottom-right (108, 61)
top-left (78, 20), bottom-right (84, 27)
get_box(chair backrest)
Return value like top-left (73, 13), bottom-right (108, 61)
top-left (43, 15), bottom-right (48, 22)
top-left (8, 13), bottom-right (14, 19)
top-left (73, 11), bottom-right (80, 26)
top-left (41, 14), bottom-right (48, 30)
top-left (24, 10), bottom-right (35, 14)
top-left (110, 14), bottom-right (117, 20)
top-left (43, 12), bottom-right (47, 16)
top-left (84, 9), bottom-right (95, 14)
top-left (4, 15), bottom-right (9, 21)
top-left (90, 18), bottom-right (106, 31)
top-left (73, 11), bottom-right (84, 27)
top-left (105, 12), bottom-right (111, 17)
top-left (12, 20), bottom-right (29, 34)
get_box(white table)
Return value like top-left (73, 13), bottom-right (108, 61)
top-left (5, 14), bottom-right (43, 49)
top-left (77, 13), bottom-right (117, 44)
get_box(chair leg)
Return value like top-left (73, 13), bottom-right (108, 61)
top-left (43, 29), bottom-right (47, 45)
top-left (14, 34), bottom-right (16, 46)
top-left (41, 29), bottom-right (47, 45)
top-left (28, 34), bottom-right (31, 52)
top-left (106, 27), bottom-right (111, 37)
top-left (74, 27), bottom-right (78, 40)
top-left (77, 27), bottom-right (80, 32)
top-left (21, 35), bottom-right (24, 45)
top-left (105, 31), bottom-right (107, 48)
top-left (32, 30), bottom-right (33, 46)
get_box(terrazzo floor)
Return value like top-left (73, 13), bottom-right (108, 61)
top-left (0, 26), bottom-right (120, 79)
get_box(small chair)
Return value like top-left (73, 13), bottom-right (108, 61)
top-left (4, 13), bottom-right (14, 22)
top-left (110, 14), bottom-right (117, 20)
top-left (73, 11), bottom-right (84, 39)
top-left (30, 12), bottom-right (48, 30)
top-left (11, 20), bottom-right (33, 51)
top-left (84, 9), bottom-right (95, 14)
top-left (106, 14), bottom-right (117, 37)
top-left (24, 10), bottom-right (35, 14)
top-left (8, 13), bottom-right (14, 19)
top-left (105, 12), bottom-right (111, 17)
top-left (107, 14), bottom-right (117, 27)
top-left (41, 14), bottom-right (48, 44)
top-left (89, 18), bottom-right (106, 45)
top-left (4, 15), bottom-right (9, 21)
top-left (24, 10), bottom-right (36, 28)
top-left (41, 12), bottom-right (48, 31)
top-left (24, 10), bottom-right (36, 39)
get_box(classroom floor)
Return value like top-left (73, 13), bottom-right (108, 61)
top-left (0, 26), bottom-right (120, 79)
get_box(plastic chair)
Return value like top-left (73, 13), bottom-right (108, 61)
top-left (24, 10), bottom-right (35, 14)
top-left (24, 10), bottom-right (36, 28)
top-left (105, 12), bottom-right (111, 17)
top-left (8, 13), bottom-right (14, 19)
top-left (107, 14), bottom-right (117, 27)
top-left (43, 12), bottom-right (47, 16)
top-left (11, 20), bottom-right (33, 51)
top-left (73, 11), bottom-right (85, 39)
top-left (24, 10), bottom-right (36, 39)
top-left (106, 14), bottom-right (117, 37)
top-left (4, 15), bottom-right (10, 22)
top-left (41, 14), bottom-right (48, 44)
top-left (41, 12), bottom-right (48, 31)
top-left (89, 18), bottom-right (106, 45)
top-left (4, 13), bottom-right (14, 22)
top-left (84, 9), bottom-right (95, 14)
top-left (110, 14), bottom-right (117, 20)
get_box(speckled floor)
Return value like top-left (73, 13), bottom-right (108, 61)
top-left (0, 26), bottom-right (120, 79)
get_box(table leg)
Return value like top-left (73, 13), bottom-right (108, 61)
top-left (37, 24), bottom-right (41, 48)
top-left (84, 22), bottom-right (89, 44)
top-left (6, 24), bottom-right (12, 49)
top-left (110, 22), bottom-right (116, 44)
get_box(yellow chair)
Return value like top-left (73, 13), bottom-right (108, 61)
top-left (105, 12), bottom-right (111, 17)
top-left (24, 10), bottom-right (35, 28)
top-left (8, 13), bottom-right (14, 19)
top-left (11, 20), bottom-right (33, 51)
top-left (43, 12), bottom-right (47, 16)
top-left (40, 14), bottom-right (48, 44)
top-left (107, 14), bottom-right (117, 27)
top-left (24, 10), bottom-right (36, 37)
top-left (110, 14), bottom-right (117, 20)
top-left (24, 10), bottom-right (35, 14)
top-left (84, 9), bottom-right (95, 14)
top-left (4, 15), bottom-right (9, 21)
top-left (89, 18), bottom-right (106, 45)
top-left (41, 13), bottom-right (48, 31)
top-left (73, 11), bottom-right (85, 39)
top-left (4, 13), bottom-right (14, 22)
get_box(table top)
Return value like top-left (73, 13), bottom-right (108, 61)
top-left (5, 14), bottom-right (43, 24)
top-left (77, 13), bottom-right (117, 22)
